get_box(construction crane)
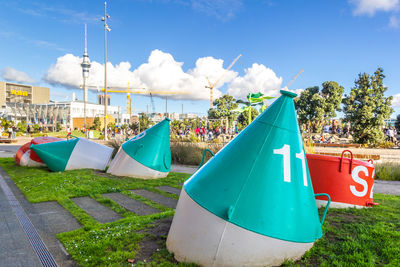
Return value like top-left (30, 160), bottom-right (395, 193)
top-left (282, 69), bottom-right (304, 90)
top-left (96, 85), bottom-right (188, 118)
top-left (206, 54), bottom-right (242, 109)
top-left (82, 83), bottom-right (144, 118)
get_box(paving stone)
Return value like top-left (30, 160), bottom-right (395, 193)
top-left (72, 196), bottom-right (123, 223)
top-left (102, 193), bottom-right (159, 215)
top-left (131, 189), bottom-right (178, 209)
top-left (30, 201), bottom-right (81, 234)
top-left (156, 186), bottom-right (182, 196)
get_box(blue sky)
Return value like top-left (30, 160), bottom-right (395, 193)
top-left (0, 0), bottom-right (399, 117)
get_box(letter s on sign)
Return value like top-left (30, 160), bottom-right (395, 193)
top-left (350, 165), bottom-right (368, 197)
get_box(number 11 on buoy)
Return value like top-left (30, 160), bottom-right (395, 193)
top-left (274, 144), bottom-right (308, 187)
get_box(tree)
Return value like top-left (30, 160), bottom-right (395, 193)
top-left (395, 114), bottom-right (400, 133)
top-left (321, 81), bottom-right (344, 120)
top-left (343, 68), bottom-right (393, 144)
top-left (93, 117), bottom-right (101, 130)
top-left (294, 86), bottom-right (325, 132)
top-left (1, 119), bottom-right (13, 131)
top-left (17, 121), bottom-right (27, 133)
top-left (208, 94), bottom-right (238, 121)
top-left (138, 113), bottom-right (153, 131)
top-left (56, 122), bottom-right (62, 132)
top-left (237, 107), bottom-right (259, 127)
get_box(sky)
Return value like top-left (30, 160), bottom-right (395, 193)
top-left (0, 0), bottom-right (399, 117)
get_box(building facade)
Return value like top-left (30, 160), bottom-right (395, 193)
top-left (0, 81), bottom-right (49, 107)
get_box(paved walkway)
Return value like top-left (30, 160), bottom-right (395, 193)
top-left (374, 180), bottom-right (400, 196)
top-left (0, 178), bottom-right (42, 267)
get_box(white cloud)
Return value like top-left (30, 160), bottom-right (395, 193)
top-left (227, 63), bottom-right (282, 100)
top-left (44, 50), bottom-right (238, 100)
top-left (392, 93), bottom-right (400, 107)
top-left (349, 0), bottom-right (399, 16)
top-left (1, 67), bottom-right (36, 84)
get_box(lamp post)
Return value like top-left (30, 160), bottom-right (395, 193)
top-left (101, 1), bottom-right (111, 140)
top-left (81, 24), bottom-right (91, 137)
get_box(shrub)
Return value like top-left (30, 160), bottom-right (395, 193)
top-left (373, 141), bottom-right (395, 148)
top-left (170, 142), bottom-right (223, 166)
top-left (375, 163), bottom-right (400, 181)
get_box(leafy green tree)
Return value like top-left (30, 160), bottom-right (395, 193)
top-left (171, 120), bottom-right (183, 132)
top-left (343, 68), bottom-right (393, 144)
top-left (208, 94), bottom-right (238, 121)
top-left (93, 117), bottom-right (101, 130)
top-left (395, 114), bottom-right (400, 133)
top-left (17, 121), bottom-right (27, 133)
top-left (321, 81), bottom-right (344, 120)
top-left (56, 122), bottom-right (62, 132)
top-left (237, 108), bottom-right (259, 127)
top-left (294, 86), bottom-right (325, 132)
top-left (33, 124), bottom-right (40, 133)
top-left (1, 119), bottom-right (13, 131)
top-left (138, 113), bottom-right (153, 131)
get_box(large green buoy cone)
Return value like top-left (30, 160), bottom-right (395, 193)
top-left (31, 137), bottom-right (113, 172)
top-left (167, 90), bottom-right (327, 266)
top-left (107, 118), bottom-right (171, 178)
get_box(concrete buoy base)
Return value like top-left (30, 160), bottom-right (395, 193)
top-left (107, 149), bottom-right (169, 179)
top-left (167, 189), bottom-right (314, 267)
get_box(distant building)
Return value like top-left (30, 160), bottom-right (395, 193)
top-left (0, 81), bottom-right (49, 107)
top-left (180, 113), bottom-right (198, 120)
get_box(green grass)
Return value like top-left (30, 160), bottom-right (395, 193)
top-left (284, 193), bottom-right (400, 266)
top-left (31, 130), bottom-right (102, 139)
top-left (0, 158), bottom-right (190, 266)
top-left (1, 158), bottom-right (399, 266)
top-left (375, 162), bottom-right (400, 181)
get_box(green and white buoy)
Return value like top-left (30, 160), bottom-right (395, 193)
top-left (166, 90), bottom-right (329, 266)
top-left (107, 118), bottom-right (171, 179)
top-left (31, 136), bottom-right (113, 172)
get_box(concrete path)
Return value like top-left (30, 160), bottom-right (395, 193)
top-left (171, 164), bottom-right (197, 174)
top-left (130, 190), bottom-right (178, 209)
top-left (0, 167), bottom-right (78, 267)
top-left (72, 197), bottom-right (123, 223)
top-left (156, 186), bottom-right (182, 195)
top-left (102, 193), bottom-right (159, 215)
top-left (374, 180), bottom-right (400, 196)
top-left (0, 178), bottom-right (42, 267)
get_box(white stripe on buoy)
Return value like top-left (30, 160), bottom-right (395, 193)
top-left (315, 199), bottom-right (365, 209)
top-left (107, 148), bottom-right (168, 179)
top-left (19, 151), bottom-right (45, 167)
top-left (167, 189), bottom-right (314, 267)
top-left (66, 138), bottom-right (113, 171)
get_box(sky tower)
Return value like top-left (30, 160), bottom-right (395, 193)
top-left (81, 24), bottom-right (91, 133)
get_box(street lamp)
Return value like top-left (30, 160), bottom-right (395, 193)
top-left (81, 24), bottom-right (91, 137)
top-left (101, 1), bottom-right (111, 140)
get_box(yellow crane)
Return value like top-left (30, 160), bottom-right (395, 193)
top-left (206, 54), bottom-right (242, 109)
top-left (96, 84), bottom-right (188, 117)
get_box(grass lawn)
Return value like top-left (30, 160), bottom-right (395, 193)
top-left (30, 130), bottom-right (102, 139)
top-left (1, 157), bottom-right (399, 266)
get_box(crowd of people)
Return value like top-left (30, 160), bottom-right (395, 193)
top-left (174, 126), bottom-right (239, 142)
